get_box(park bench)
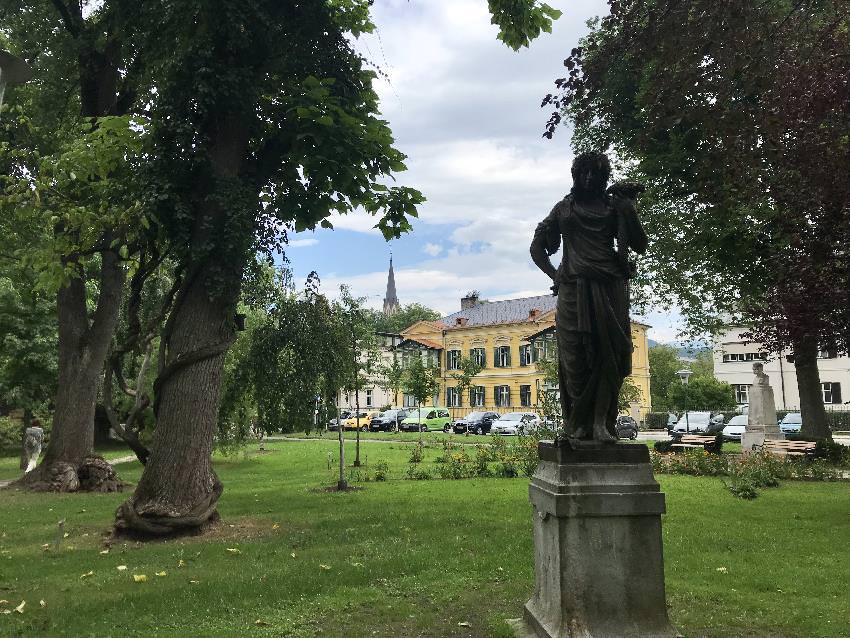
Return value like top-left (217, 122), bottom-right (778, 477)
top-left (670, 434), bottom-right (717, 452)
top-left (753, 439), bottom-right (817, 458)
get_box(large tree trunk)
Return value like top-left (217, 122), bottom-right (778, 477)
top-left (791, 330), bottom-right (832, 439)
top-left (114, 114), bottom-right (248, 537)
top-left (19, 251), bottom-right (125, 491)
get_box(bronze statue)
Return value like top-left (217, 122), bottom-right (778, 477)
top-left (530, 151), bottom-right (647, 442)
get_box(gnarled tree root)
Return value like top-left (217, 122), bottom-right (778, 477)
top-left (13, 456), bottom-right (124, 493)
top-left (113, 475), bottom-right (223, 539)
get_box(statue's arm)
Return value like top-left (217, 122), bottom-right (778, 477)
top-left (530, 204), bottom-right (561, 282)
top-left (614, 197), bottom-right (647, 254)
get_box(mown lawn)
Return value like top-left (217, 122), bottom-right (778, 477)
top-left (0, 439), bottom-right (848, 637)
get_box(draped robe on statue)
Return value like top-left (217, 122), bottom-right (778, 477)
top-left (532, 194), bottom-right (647, 438)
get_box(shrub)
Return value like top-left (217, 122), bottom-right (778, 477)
top-left (645, 413), bottom-right (668, 430)
top-left (813, 439), bottom-right (850, 467)
top-left (495, 457), bottom-right (519, 478)
top-left (405, 463), bottom-right (432, 480)
top-left (825, 410), bottom-right (850, 432)
top-left (373, 461), bottom-right (389, 481)
top-left (727, 477), bottom-right (759, 499)
top-left (435, 451), bottom-right (471, 480)
top-left (409, 441), bottom-right (424, 464)
top-left (0, 417), bottom-right (20, 450)
top-left (654, 440), bottom-right (674, 453)
top-left (473, 446), bottom-right (492, 477)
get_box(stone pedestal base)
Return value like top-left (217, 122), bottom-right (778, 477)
top-left (515, 440), bottom-right (679, 638)
top-left (742, 424), bottom-right (783, 453)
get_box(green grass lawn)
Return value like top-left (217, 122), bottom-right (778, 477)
top-left (0, 440), bottom-right (848, 637)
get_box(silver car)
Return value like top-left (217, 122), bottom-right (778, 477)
top-left (722, 414), bottom-right (747, 441)
top-left (491, 412), bottom-right (541, 436)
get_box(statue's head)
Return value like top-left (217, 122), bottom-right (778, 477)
top-left (753, 362), bottom-right (764, 374)
top-left (571, 151), bottom-right (610, 196)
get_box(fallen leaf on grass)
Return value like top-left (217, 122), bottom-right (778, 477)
top-left (189, 579), bottom-right (200, 584)
top-left (177, 559), bottom-right (186, 568)
top-left (99, 549), bottom-right (109, 555)
top-left (116, 565), bottom-right (128, 571)
top-left (0, 610), bottom-right (9, 615)
top-left (39, 600), bottom-right (46, 608)
top-left (457, 621), bottom-right (470, 627)
top-left (79, 571), bottom-right (94, 579)
top-left (272, 523), bottom-right (280, 530)
top-left (14, 601), bottom-right (25, 614)
top-left (290, 553), bottom-right (296, 559)
top-left (63, 532), bottom-right (69, 539)
top-left (155, 571), bottom-right (167, 577)
top-left (255, 619), bottom-right (271, 626)
top-left (133, 574), bottom-right (147, 583)
top-left (715, 567), bottom-right (728, 573)
top-left (319, 564), bottom-right (331, 571)
top-left (350, 562), bottom-right (364, 568)
top-left (225, 548), bottom-right (241, 555)
top-left (0, 600), bottom-right (7, 604)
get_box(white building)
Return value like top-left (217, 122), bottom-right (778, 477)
top-left (713, 327), bottom-right (848, 411)
top-left (339, 331), bottom-right (404, 412)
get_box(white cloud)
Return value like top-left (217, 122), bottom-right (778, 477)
top-left (287, 238), bottom-right (319, 248)
top-left (423, 242), bottom-right (443, 257)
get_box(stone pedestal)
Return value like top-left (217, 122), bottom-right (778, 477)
top-left (742, 379), bottom-right (781, 452)
top-left (511, 440), bottom-right (679, 638)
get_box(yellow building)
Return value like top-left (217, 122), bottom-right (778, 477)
top-left (398, 293), bottom-right (651, 419)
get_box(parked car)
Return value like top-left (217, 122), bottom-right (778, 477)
top-left (779, 412), bottom-right (802, 436)
top-left (670, 411), bottom-right (712, 433)
top-left (616, 415), bottom-right (638, 440)
top-left (452, 411), bottom-right (500, 435)
top-left (400, 408), bottom-right (452, 432)
top-left (722, 414), bottom-right (748, 441)
top-left (369, 409), bottom-right (409, 432)
top-left (491, 412), bottom-right (541, 436)
top-left (343, 411), bottom-right (380, 431)
top-left (328, 410), bottom-right (352, 431)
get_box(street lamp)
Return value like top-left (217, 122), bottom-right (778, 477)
top-left (0, 49), bottom-right (32, 111)
top-left (676, 368), bottom-right (693, 433)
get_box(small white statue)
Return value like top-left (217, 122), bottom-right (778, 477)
top-left (23, 425), bottom-right (44, 473)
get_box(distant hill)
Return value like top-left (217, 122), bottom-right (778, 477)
top-left (649, 339), bottom-right (711, 361)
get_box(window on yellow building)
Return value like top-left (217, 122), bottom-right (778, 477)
top-left (470, 347), bottom-right (486, 367)
top-left (494, 346), bottom-right (511, 368)
top-left (470, 386), bottom-right (485, 407)
top-left (446, 387), bottom-right (460, 407)
top-left (519, 345), bottom-right (532, 366)
top-left (520, 385), bottom-right (531, 407)
top-left (446, 350), bottom-right (461, 370)
top-left (495, 385), bottom-right (511, 407)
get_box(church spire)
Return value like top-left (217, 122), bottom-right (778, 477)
top-left (383, 254), bottom-right (400, 316)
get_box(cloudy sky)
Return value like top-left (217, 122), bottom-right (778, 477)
top-left (284, 0), bottom-right (683, 342)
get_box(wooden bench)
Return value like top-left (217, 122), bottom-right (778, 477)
top-left (754, 440), bottom-right (817, 458)
top-left (671, 434), bottom-right (717, 452)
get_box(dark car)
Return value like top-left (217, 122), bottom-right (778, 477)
top-left (452, 411), bottom-right (500, 435)
top-left (616, 415), bottom-right (638, 440)
top-left (327, 410), bottom-right (352, 432)
top-left (369, 409), bottom-right (409, 432)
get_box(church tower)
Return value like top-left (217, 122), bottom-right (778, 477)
top-left (383, 255), bottom-right (400, 315)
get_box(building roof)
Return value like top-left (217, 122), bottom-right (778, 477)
top-left (442, 294), bottom-right (556, 328)
top-left (397, 336), bottom-right (444, 350)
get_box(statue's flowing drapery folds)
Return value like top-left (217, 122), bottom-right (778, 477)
top-left (532, 193), bottom-right (647, 439)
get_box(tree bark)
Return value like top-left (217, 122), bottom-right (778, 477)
top-left (114, 113), bottom-right (248, 537)
top-left (19, 251), bottom-right (125, 491)
top-left (791, 330), bottom-right (832, 439)
top-left (337, 403), bottom-right (347, 490)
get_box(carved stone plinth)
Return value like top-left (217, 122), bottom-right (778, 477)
top-left (511, 440), bottom-right (679, 638)
top-left (743, 371), bottom-right (782, 453)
